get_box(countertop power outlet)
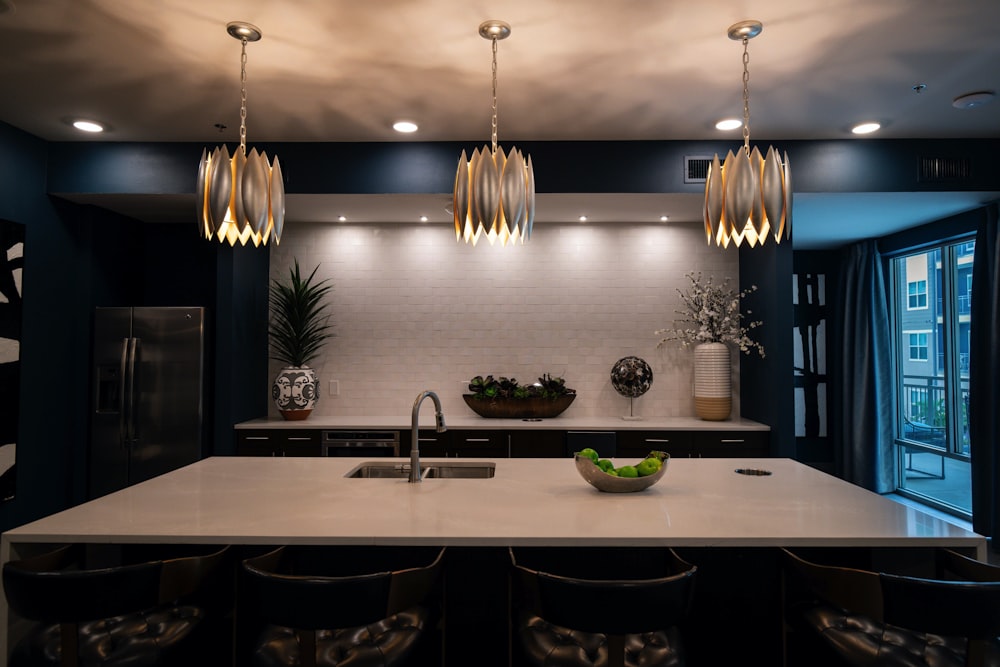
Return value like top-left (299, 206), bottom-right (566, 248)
top-left (328, 380), bottom-right (339, 396)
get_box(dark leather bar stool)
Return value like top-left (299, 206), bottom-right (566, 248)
top-left (509, 546), bottom-right (697, 667)
top-left (780, 547), bottom-right (1000, 667)
top-left (238, 545), bottom-right (446, 667)
top-left (2, 542), bottom-right (232, 667)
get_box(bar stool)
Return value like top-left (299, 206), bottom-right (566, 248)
top-left (238, 545), bottom-right (446, 667)
top-left (509, 546), bottom-right (697, 667)
top-left (780, 547), bottom-right (1000, 667)
top-left (2, 542), bottom-right (232, 667)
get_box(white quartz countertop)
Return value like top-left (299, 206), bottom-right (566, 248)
top-left (235, 415), bottom-right (770, 431)
top-left (2, 457), bottom-right (982, 555)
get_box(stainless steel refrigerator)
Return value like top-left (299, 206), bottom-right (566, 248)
top-left (90, 307), bottom-right (205, 498)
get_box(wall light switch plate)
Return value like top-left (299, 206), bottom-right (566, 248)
top-left (329, 380), bottom-right (339, 396)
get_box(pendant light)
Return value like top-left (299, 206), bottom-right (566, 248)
top-left (704, 20), bottom-right (791, 248)
top-left (196, 21), bottom-right (284, 247)
top-left (454, 20), bottom-right (535, 247)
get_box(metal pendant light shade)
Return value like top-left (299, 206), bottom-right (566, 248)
top-left (704, 21), bottom-right (791, 248)
top-left (454, 144), bottom-right (535, 246)
top-left (454, 20), bottom-right (535, 247)
top-left (197, 22), bottom-right (285, 247)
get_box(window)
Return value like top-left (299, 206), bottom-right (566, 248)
top-left (891, 240), bottom-right (974, 519)
top-left (906, 332), bottom-right (929, 360)
top-left (907, 280), bottom-right (928, 309)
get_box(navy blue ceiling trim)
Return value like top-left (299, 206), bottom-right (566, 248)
top-left (45, 138), bottom-right (1000, 198)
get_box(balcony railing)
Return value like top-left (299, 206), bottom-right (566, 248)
top-left (899, 373), bottom-right (970, 456)
top-left (936, 294), bottom-right (971, 315)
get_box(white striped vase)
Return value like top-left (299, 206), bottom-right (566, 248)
top-left (693, 342), bottom-right (732, 421)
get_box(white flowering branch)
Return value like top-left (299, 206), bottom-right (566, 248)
top-left (655, 272), bottom-right (765, 357)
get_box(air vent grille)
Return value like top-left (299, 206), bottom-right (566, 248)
top-left (685, 156), bottom-right (713, 184)
top-left (919, 157), bottom-right (972, 183)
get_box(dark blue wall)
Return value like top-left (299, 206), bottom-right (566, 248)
top-left (0, 123), bottom-right (91, 529)
top-left (0, 122), bottom-right (270, 531)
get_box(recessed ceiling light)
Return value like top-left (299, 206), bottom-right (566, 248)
top-left (660, 215), bottom-right (670, 222)
top-left (715, 119), bottom-right (742, 131)
top-left (952, 91), bottom-right (995, 109)
top-left (337, 215), bottom-right (347, 222)
top-left (419, 215), bottom-right (429, 222)
top-left (851, 122), bottom-right (881, 135)
top-left (72, 119), bottom-right (105, 133)
top-left (393, 120), bottom-right (418, 133)
top-left (578, 215), bottom-right (588, 222)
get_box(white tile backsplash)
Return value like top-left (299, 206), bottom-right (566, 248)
top-left (268, 220), bottom-right (742, 419)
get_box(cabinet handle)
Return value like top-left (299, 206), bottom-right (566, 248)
top-left (419, 438), bottom-right (438, 443)
top-left (464, 438), bottom-right (491, 443)
top-left (720, 439), bottom-right (746, 443)
top-left (287, 437), bottom-right (312, 441)
top-left (245, 436), bottom-right (270, 441)
top-left (645, 438), bottom-right (671, 443)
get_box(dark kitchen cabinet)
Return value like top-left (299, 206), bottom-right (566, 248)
top-left (400, 429), bottom-right (450, 457)
top-left (236, 429), bottom-right (322, 457)
top-left (403, 429), bottom-right (564, 458)
top-left (401, 429), bottom-right (507, 458)
top-left (239, 426), bottom-right (769, 459)
top-left (616, 430), bottom-right (769, 459)
top-left (449, 431), bottom-right (509, 458)
top-left (616, 431), bottom-right (693, 459)
top-left (693, 431), bottom-right (769, 457)
top-left (509, 430), bottom-right (566, 458)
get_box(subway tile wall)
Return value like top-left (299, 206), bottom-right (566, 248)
top-left (268, 221), bottom-right (741, 419)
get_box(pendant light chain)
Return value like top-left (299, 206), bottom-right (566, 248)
top-left (239, 36), bottom-right (248, 156)
top-left (741, 36), bottom-right (751, 155)
top-left (198, 21), bottom-right (285, 247)
top-left (490, 35), bottom-right (499, 154)
top-left (703, 19), bottom-right (790, 249)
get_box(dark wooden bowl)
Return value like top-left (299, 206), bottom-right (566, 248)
top-left (462, 394), bottom-right (575, 419)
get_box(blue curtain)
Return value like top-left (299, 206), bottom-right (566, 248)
top-left (835, 240), bottom-right (894, 493)
top-left (970, 203), bottom-right (1000, 548)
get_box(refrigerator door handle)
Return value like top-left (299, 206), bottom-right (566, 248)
top-left (125, 337), bottom-right (139, 445)
top-left (118, 337), bottom-right (129, 447)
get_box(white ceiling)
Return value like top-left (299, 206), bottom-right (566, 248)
top-left (2, 0), bottom-right (998, 248)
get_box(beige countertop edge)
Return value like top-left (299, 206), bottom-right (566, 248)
top-left (235, 416), bottom-right (771, 431)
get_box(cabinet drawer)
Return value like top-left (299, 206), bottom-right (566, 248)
top-left (616, 431), bottom-right (693, 459)
top-left (402, 430), bottom-right (451, 457)
top-left (693, 431), bottom-right (769, 458)
top-left (450, 431), bottom-right (507, 458)
top-left (236, 429), bottom-right (321, 456)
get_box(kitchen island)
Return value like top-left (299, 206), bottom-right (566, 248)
top-left (1, 456), bottom-right (986, 665)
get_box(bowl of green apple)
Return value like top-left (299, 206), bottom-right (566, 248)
top-left (573, 448), bottom-right (669, 493)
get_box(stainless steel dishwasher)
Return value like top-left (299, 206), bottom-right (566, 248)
top-left (321, 431), bottom-right (400, 457)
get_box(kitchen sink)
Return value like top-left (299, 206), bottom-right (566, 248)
top-left (345, 461), bottom-right (496, 479)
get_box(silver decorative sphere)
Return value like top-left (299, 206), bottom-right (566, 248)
top-left (610, 356), bottom-right (653, 398)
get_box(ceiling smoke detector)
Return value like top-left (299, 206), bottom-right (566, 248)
top-left (952, 91), bottom-right (995, 109)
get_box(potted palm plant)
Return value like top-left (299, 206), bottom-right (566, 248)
top-left (269, 260), bottom-right (334, 420)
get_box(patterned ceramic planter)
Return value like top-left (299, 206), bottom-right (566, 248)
top-left (272, 366), bottom-right (319, 420)
top-left (693, 342), bottom-right (731, 421)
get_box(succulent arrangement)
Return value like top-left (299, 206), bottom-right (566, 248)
top-left (467, 374), bottom-right (575, 400)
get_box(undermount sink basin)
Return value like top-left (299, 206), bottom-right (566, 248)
top-left (345, 461), bottom-right (496, 479)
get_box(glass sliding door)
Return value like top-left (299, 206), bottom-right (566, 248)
top-left (891, 240), bottom-right (974, 518)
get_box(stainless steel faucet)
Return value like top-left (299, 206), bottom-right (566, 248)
top-left (410, 390), bottom-right (447, 483)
